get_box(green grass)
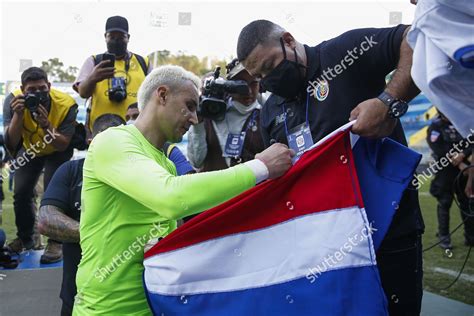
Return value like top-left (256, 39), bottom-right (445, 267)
top-left (0, 176), bottom-right (472, 305)
top-left (418, 181), bottom-right (474, 305)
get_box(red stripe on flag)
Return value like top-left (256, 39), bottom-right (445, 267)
top-left (145, 130), bottom-right (363, 259)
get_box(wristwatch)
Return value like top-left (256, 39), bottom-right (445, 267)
top-left (377, 91), bottom-right (408, 119)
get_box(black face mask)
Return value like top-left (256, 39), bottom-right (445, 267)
top-left (107, 39), bottom-right (127, 57)
top-left (261, 38), bottom-right (307, 99)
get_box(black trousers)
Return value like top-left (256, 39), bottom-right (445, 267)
top-left (436, 191), bottom-right (474, 240)
top-left (13, 148), bottom-right (73, 243)
top-left (377, 233), bottom-right (423, 316)
top-left (432, 173), bottom-right (474, 242)
top-left (60, 300), bottom-right (73, 316)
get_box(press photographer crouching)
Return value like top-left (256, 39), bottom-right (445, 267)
top-left (2, 67), bottom-right (78, 263)
top-left (187, 59), bottom-right (265, 171)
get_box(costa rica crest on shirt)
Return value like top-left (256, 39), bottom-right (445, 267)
top-left (313, 79), bottom-right (329, 101)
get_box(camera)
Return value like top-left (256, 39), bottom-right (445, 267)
top-left (108, 77), bottom-right (127, 102)
top-left (23, 91), bottom-right (49, 114)
top-left (23, 93), bottom-right (40, 113)
top-left (199, 67), bottom-right (249, 121)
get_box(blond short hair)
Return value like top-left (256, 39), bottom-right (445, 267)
top-left (137, 65), bottom-right (201, 111)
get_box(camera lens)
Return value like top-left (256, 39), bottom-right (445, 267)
top-left (109, 88), bottom-right (127, 102)
top-left (208, 102), bottom-right (221, 114)
top-left (24, 94), bottom-right (39, 113)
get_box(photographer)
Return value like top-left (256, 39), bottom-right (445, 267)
top-left (73, 16), bottom-right (152, 133)
top-left (187, 59), bottom-right (265, 171)
top-left (2, 67), bottom-right (78, 263)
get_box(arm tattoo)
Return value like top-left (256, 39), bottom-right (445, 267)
top-left (39, 205), bottom-right (80, 243)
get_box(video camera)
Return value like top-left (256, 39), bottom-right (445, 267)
top-left (199, 66), bottom-right (249, 121)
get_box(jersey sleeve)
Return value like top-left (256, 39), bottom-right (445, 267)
top-left (168, 146), bottom-right (195, 175)
top-left (325, 24), bottom-right (408, 80)
top-left (90, 130), bottom-right (256, 220)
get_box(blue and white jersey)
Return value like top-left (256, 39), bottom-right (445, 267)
top-left (408, 0), bottom-right (474, 137)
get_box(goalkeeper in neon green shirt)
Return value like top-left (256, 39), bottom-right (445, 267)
top-left (73, 65), bottom-right (294, 315)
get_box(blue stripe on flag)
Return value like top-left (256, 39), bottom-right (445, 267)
top-left (145, 266), bottom-right (387, 316)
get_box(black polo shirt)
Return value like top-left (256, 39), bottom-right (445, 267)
top-left (41, 158), bottom-right (84, 309)
top-left (261, 25), bottom-right (424, 240)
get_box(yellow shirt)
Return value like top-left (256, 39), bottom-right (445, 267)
top-left (88, 54), bottom-right (148, 130)
top-left (12, 88), bottom-right (76, 156)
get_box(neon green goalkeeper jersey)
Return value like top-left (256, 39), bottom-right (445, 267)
top-left (73, 125), bottom-right (256, 315)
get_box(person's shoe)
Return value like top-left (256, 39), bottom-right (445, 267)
top-left (7, 237), bottom-right (34, 253)
top-left (437, 234), bottom-right (453, 249)
top-left (465, 238), bottom-right (474, 247)
top-left (40, 240), bottom-right (63, 264)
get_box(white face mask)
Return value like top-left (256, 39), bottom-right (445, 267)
top-left (231, 98), bottom-right (259, 115)
top-left (126, 120), bottom-right (136, 125)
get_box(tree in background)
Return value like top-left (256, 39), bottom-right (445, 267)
top-left (41, 58), bottom-right (78, 83)
top-left (148, 50), bottom-right (230, 77)
top-left (40, 53), bottom-right (230, 83)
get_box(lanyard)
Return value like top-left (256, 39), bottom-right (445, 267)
top-left (224, 108), bottom-right (258, 134)
top-left (282, 92), bottom-right (310, 136)
top-left (243, 110), bottom-right (258, 132)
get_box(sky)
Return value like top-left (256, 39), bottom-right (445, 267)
top-left (0, 0), bottom-right (417, 82)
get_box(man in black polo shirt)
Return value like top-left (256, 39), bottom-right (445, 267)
top-left (237, 20), bottom-right (423, 315)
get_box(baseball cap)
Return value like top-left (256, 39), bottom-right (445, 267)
top-left (105, 16), bottom-right (129, 34)
top-left (226, 60), bottom-right (247, 80)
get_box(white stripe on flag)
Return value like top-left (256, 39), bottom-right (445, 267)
top-left (307, 120), bottom-right (355, 152)
top-left (144, 206), bottom-right (376, 296)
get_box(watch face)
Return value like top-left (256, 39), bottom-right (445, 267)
top-left (390, 100), bottom-right (408, 118)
